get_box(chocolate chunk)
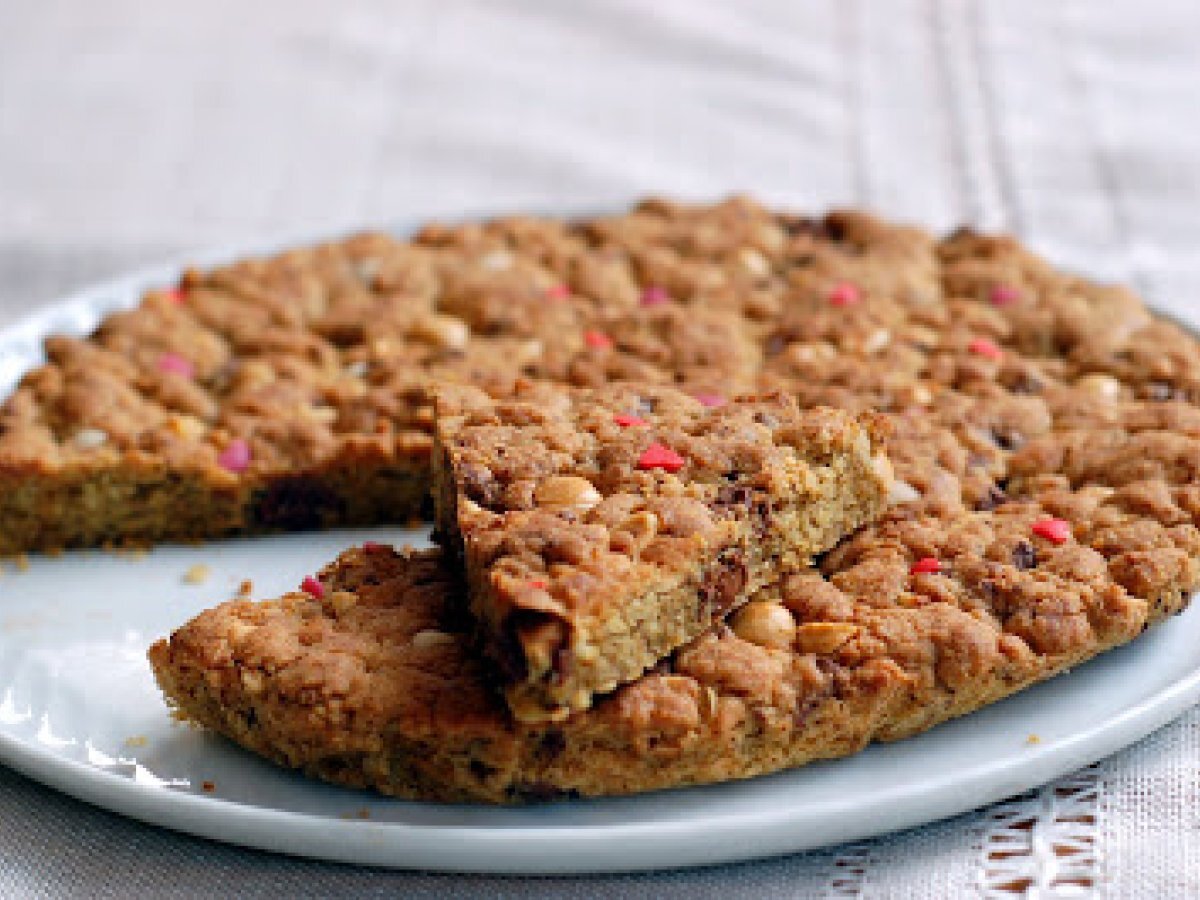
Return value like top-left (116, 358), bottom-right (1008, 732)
top-left (1012, 540), bottom-right (1038, 570)
top-left (698, 552), bottom-right (749, 618)
top-left (990, 427), bottom-right (1024, 451)
top-left (459, 461), bottom-right (500, 506)
top-left (469, 759), bottom-right (497, 781)
top-left (538, 729), bottom-right (567, 760)
top-left (976, 484), bottom-right (1008, 511)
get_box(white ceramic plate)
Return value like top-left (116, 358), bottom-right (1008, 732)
top-left (0, 238), bottom-right (1198, 875)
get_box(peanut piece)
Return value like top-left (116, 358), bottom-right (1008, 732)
top-left (796, 621), bottom-right (859, 654)
top-left (410, 313), bottom-right (469, 350)
top-left (534, 475), bottom-right (602, 511)
top-left (730, 601), bottom-right (796, 650)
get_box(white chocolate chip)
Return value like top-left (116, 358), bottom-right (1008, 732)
top-left (345, 360), bottom-right (370, 378)
top-left (74, 428), bottom-right (108, 449)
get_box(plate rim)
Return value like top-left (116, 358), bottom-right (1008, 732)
top-left (0, 220), bottom-right (1198, 874)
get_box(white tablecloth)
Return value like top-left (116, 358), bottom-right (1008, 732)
top-left (1, 1), bottom-right (1199, 895)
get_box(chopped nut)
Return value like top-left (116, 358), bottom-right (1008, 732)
top-left (328, 590), bottom-right (358, 616)
top-left (796, 622), bottom-right (859, 654)
top-left (698, 685), bottom-right (719, 720)
top-left (889, 479), bottom-right (921, 505)
top-left (863, 328), bottom-right (891, 354)
top-left (738, 247), bottom-right (771, 277)
top-left (534, 475), bottom-right (602, 512)
top-left (167, 415), bottom-right (206, 440)
top-left (411, 629), bottom-right (456, 649)
top-left (480, 250), bottom-right (513, 271)
top-left (74, 427), bottom-right (108, 449)
top-left (730, 601), bottom-right (796, 650)
top-left (620, 510), bottom-right (659, 549)
top-left (182, 564), bottom-right (210, 585)
top-left (1076, 373), bottom-right (1121, 400)
top-left (124, 735), bottom-right (149, 748)
top-left (1026, 733), bottom-right (1041, 745)
top-left (307, 405), bottom-right (338, 425)
top-left (410, 313), bottom-right (469, 350)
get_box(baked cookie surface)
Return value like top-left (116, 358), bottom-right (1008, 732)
top-left (149, 527), bottom-right (1186, 803)
top-left (34, 196), bottom-right (1200, 798)
top-left (432, 382), bottom-right (890, 721)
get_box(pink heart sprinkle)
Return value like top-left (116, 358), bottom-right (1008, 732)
top-left (829, 283), bottom-right (860, 306)
top-left (637, 442), bottom-right (686, 473)
top-left (1031, 517), bottom-right (1071, 545)
top-left (640, 286), bottom-right (670, 307)
top-left (157, 352), bottom-right (194, 379)
top-left (300, 575), bottom-right (325, 599)
top-left (910, 556), bottom-right (943, 575)
top-left (584, 330), bottom-right (614, 350)
top-left (968, 337), bottom-right (1004, 361)
top-left (166, 287), bottom-right (186, 304)
top-left (990, 285), bottom-right (1021, 306)
top-left (546, 284), bottom-right (570, 300)
top-left (217, 439), bottom-right (251, 473)
top-left (694, 392), bottom-right (725, 408)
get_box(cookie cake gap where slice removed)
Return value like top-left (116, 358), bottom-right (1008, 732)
top-left (431, 381), bottom-right (892, 723)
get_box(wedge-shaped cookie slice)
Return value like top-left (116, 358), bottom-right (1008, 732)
top-left (431, 383), bottom-right (892, 721)
top-left (149, 512), bottom-right (1195, 802)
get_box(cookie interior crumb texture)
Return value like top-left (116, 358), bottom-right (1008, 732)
top-left (432, 382), bottom-right (890, 721)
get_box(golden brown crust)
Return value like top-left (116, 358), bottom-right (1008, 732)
top-left (432, 382), bottom-right (890, 721)
top-left (148, 526), bottom-right (1185, 803)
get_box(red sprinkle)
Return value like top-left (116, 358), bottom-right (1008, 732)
top-left (910, 557), bottom-right (943, 575)
top-left (694, 392), bottom-right (725, 408)
top-left (829, 282), bottom-right (860, 307)
top-left (157, 352), bottom-right (194, 378)
top-left (546, 284), bottom-right (570, 300)
top-left (1032, 517), bottom-right (1071, 544)
top-left (301, 575), bottom-right (325, 599)
top-left (968, 337), bottom-right (1004, 361)
top-left (217, 439), bottom-right (251, 473)
top-left (640, 286), bottom-right (670, 307)
top-left (528, 579), bottom-right (548, 590)
top-left (637, 442), bottom-right (686, 473)
top-left (362, 541), bottom-right (385, 553)
top-left (584, 330), bottom-right (614, 350)
top-left (166, 287), bottom-right (186, 304)
top-left (614, 413), bottom-right (648, 427)
top-left (990, 285), bottom-right (1021, 306)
